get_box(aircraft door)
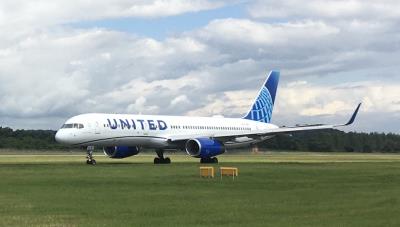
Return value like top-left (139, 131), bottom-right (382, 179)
top-left (95, 122), bottom-right (101, 134)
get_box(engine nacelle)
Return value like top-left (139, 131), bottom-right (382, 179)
top-left (185, 138), bottom-right (225, 158)
top-left (103, 146), bottom-right (140, 159)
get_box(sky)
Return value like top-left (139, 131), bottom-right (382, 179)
top-left (0, 0), bottom-right (399, 133)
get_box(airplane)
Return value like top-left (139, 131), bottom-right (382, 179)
top-left (55, 70), bottom-right (361, 165)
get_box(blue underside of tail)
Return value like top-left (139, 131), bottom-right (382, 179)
top-left (243, 70), bottom-right (280, 123)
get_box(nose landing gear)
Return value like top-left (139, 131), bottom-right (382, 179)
top-left (86, 146), bottom-right (96, 165)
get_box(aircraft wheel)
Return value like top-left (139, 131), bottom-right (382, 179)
top-left (154, 157), bottom-right (171, 164)
top-left (200, 158), bottom-right (216, 164)
top-left (86, 159), bottom-right (96, 165)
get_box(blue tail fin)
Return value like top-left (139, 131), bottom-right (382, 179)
top-left (243, 70), bottom-right (280, 123)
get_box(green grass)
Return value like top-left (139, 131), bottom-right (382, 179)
top-left (1, 152), bottom-right (400, 226)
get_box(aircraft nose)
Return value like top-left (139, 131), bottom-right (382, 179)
top-left (55, 130), bottom-right (67, 144)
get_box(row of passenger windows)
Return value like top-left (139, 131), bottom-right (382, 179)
top-left (62, 123), bottom-right (84, 129)
top-left (100, 124), bottom-right (251, 131)
top-left (62, 123), bottom-right (250, 131)
top-left (170, 125), bottom-right (251, 131)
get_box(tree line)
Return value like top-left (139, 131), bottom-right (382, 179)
top-left (0, 127), bottom-right (70, 150)
top-left (262, 129), bottom-right (400, 152)
top-left (0, 126), bottom-right (399, 152)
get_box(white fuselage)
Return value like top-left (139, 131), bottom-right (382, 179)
top-left (55, 113), bottom-right (279, 149)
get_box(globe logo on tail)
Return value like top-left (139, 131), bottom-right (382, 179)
top-left (243, 70), bottom-right (279, 123)
top-left (245, 87), bottom-right (274, 123)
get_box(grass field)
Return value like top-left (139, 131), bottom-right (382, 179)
top-left (1, 152), bottom-right (400, 226)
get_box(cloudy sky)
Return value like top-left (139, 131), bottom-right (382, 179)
top-left (0, 0), bottom-right (399, 133)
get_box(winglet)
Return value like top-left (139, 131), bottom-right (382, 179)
top-left (344, 103), bottom-right (362, 126)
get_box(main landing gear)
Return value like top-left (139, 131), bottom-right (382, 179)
top-left (86, 146), bottom-right (96, 165)
top-left (200, 157), bottom-right (218, 164)
top-left (154, 149), bottom-right (171, 164)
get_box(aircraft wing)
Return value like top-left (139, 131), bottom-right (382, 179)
top-left (220, 103), bottom-right (362, 140)
top-left (167, 103), bottom-right (361, 142)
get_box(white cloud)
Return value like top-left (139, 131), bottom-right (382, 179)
top-left (196, 18), bottom-right (339, 46)
top-left (123, 0), bottom-right (224, 18)
top-left (276, 81), bottom-right (400, 116)
top-left (0, 0), bottom-right (224, 28)
top-left (0, 1), bottom-right (399, 133)
top-left (248, 0), bottom-right (400, 20)
top-left (170, 95), bottom-right (190, 106)
top-left (287, 81), bottom-right (307, 87)
top-left (187, 90), bottom-right (257, 117)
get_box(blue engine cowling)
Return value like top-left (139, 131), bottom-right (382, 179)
top-left (103, 146), bottom-right (140, 159)
top-left (185, 138), bottom-right (225, 158)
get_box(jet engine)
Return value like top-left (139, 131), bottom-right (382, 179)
top-left (185, 138), bottom-right (225, 158)
top-left (103, 146), bottom-right (140, 159)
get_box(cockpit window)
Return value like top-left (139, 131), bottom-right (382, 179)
top-left (62, 124), bottom-right (73, 128)
top-left (62, 123), bottom-right (84, 129)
